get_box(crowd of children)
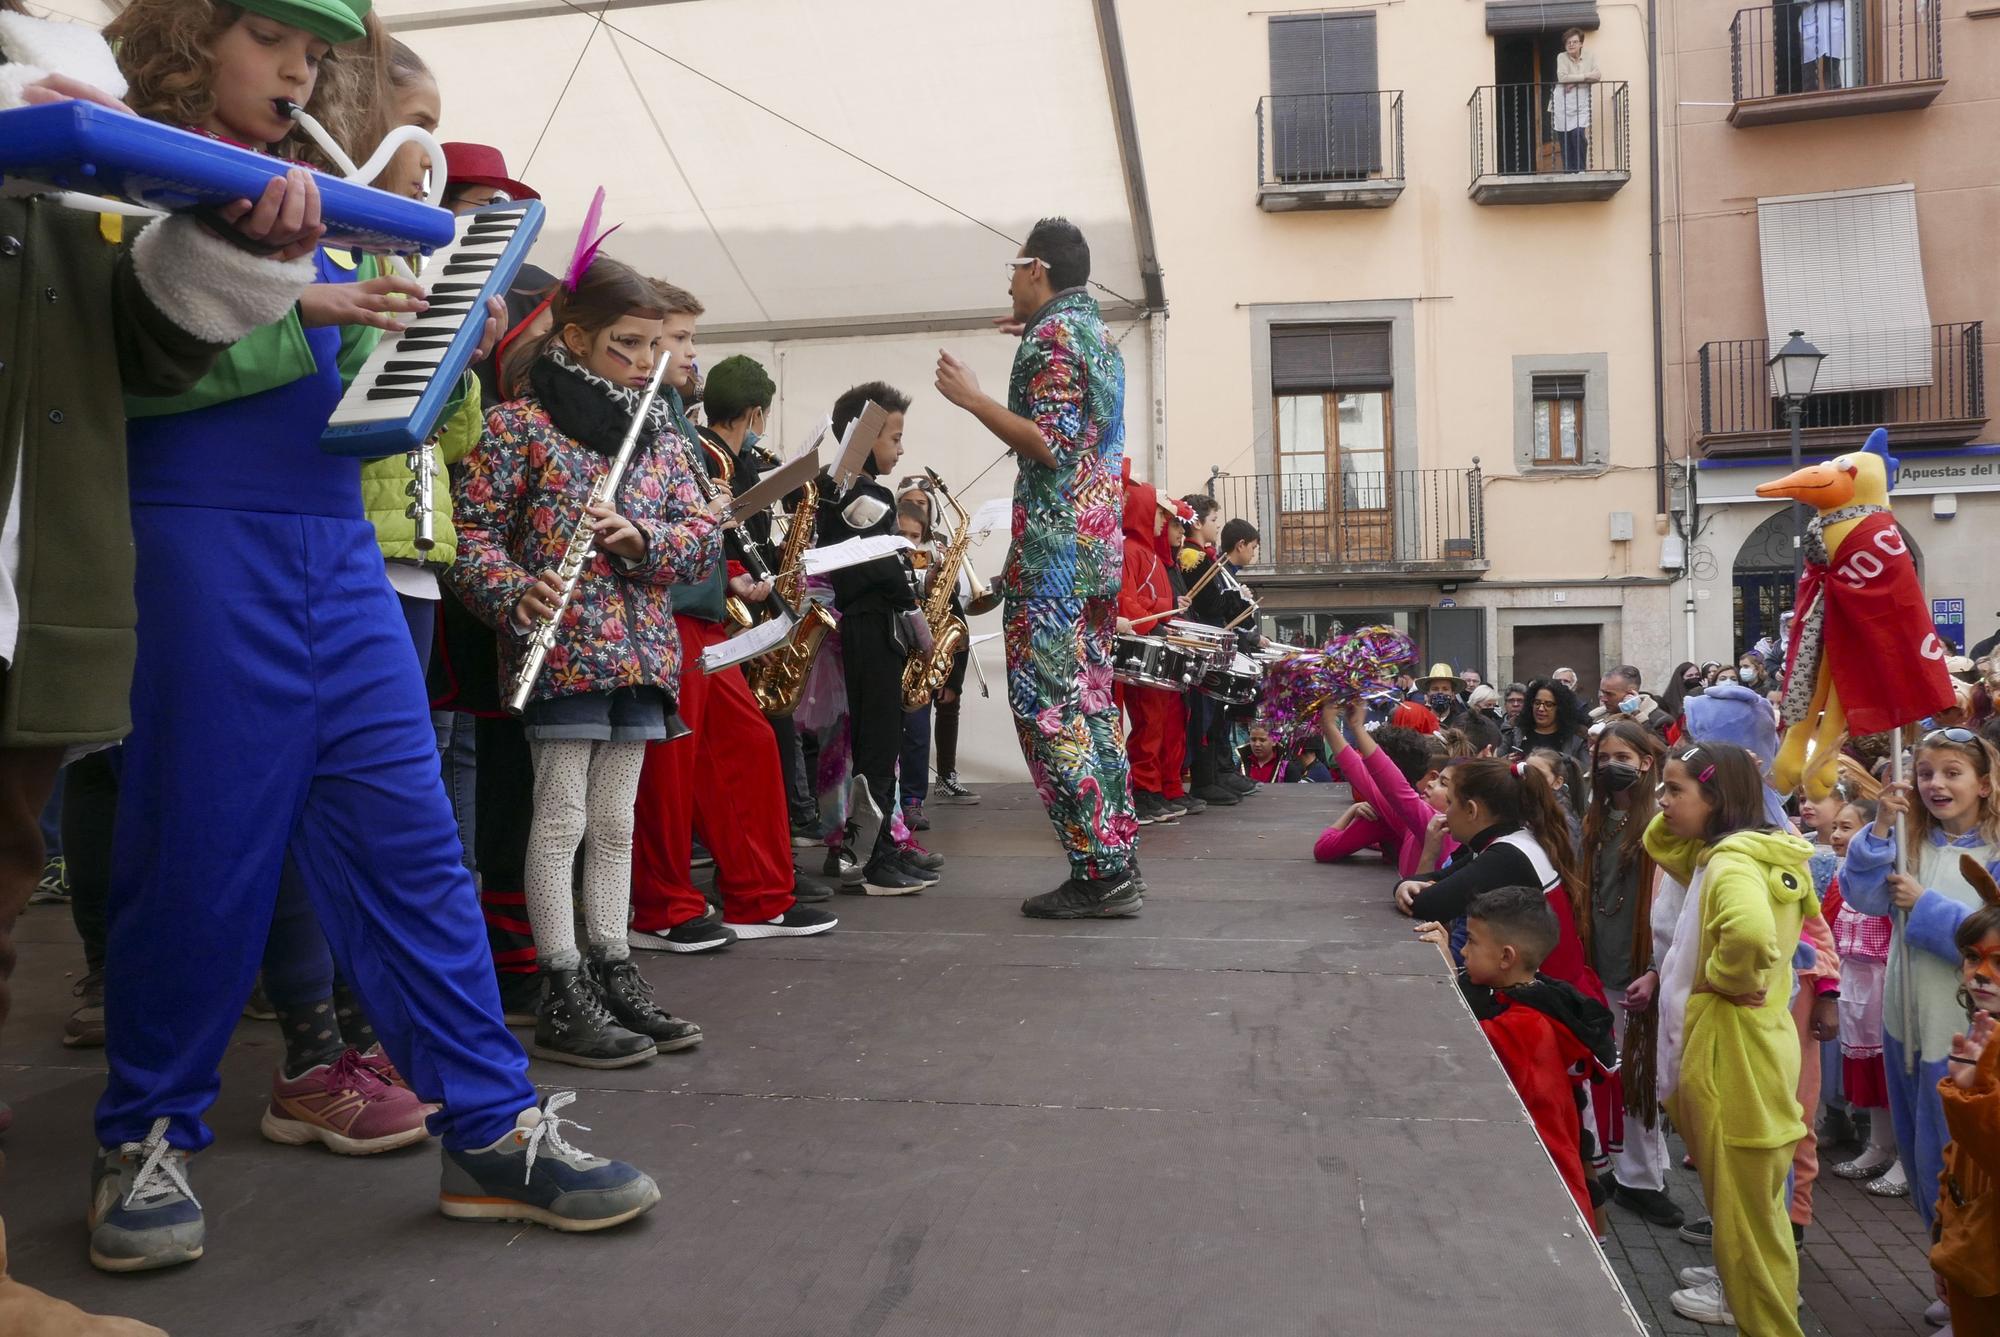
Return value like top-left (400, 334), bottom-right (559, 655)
top-left (1311, 648), bottom-right (2000, 1334)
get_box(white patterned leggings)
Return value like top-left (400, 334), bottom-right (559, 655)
top-left (524, 738), bottom-right (647, 969)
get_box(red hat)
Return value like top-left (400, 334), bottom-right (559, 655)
top-left (441, 143), bottom-right (539, 201)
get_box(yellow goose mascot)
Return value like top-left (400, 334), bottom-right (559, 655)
top-left (1754, 428), bottom-right (1955, 799)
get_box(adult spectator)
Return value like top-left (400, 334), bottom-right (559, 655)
top-left (1460, 667), bottom-right (1484, 695)
top-left (1590, 664), bottom-right (1674, 737)
top-left (1550, 28), bottom-right (1600, 172)
top-left (1506, 677), bottom-right (1591, 767)
top-left (1553, 666), bottom-right (1581, 693)
top-left (1735, 651), bottom-right (1772, 695)
top-left (1418, 663), bottom-right (1473, 730)
top-left (1503, 682), bottom-right (1527, 723)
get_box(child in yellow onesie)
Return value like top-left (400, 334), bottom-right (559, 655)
top-left (1647, 741), bottom-right (1816, 1335)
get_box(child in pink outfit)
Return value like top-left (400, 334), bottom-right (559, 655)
top-left (1318, 700), bottom-right (1458, 879)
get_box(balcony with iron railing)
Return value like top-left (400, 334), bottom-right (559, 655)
top-left (1728, 0), bottom-right (1943, 127)
top-left (1696, 322), bottom-right (1985, 456)
top-left (1467, 82), bottom-right (1630, 204)
top-left (1256, 91), bottom-right (1405, 212)
top-left (1207, 465), bottom-right (1487, 581)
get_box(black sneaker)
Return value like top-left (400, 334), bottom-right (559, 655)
top-left (589, 954), bottom-right (702, 1053)
top-left (790, 819), bottom-right (823, 848)
top-left (822, 846), bottom-right (864, 889)
top-left (859, 858), bottom-right (926, 896)
top-left (439, 1092), bottom-right (659, 1232)
top-left (890, 851), bottom-right (940, 886)
top-left (1021, 875), bottom-right (1142, 919)
top-left (64, 968), bottom-right (106, 1049)
top-left (1608, 1178), bottom-right (1685, 1229)
top-left (88, 1118), bottom-right (204, 1273)
top-left (1193, 783), bottom-right (1241, 806)
top-left (902, 846), bottom-right (946, 874)
top-left (791, 873), bottom-right (834, 904)
top-left (1222, 774), bottom-right (1257, 795)
top-left (936, 773), bottom-right (980, 805)
top-left (723, 906), bottom-right (839, 939)
top-left (690, 841), bottom-right (715, 869)
top-left (496, 970), bottom-right (541, 1026)
top-left (1132, 791), bottom-right (1172, 825)
top-left (902, 803), bottom-right (930, 832)
top-left (530, 966), bottom-right (656, 1069)
top-left (627, 918), bottom-right (737, 954)
top-left (27, 855), bottom-right (68, 905)
top-left (1174, 794), bottom-right (1207, 816)
top-left (1815, 1106), bottom-right (1858, 1151)
top-left (1678, 1216), bottom-right (1714, 1247)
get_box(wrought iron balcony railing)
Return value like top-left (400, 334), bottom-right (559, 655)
top-left (1206, 465), bottom-right (1486, 576)
top-left (1696, 322), bottom-right (1985, 454)
top-left (1467, 81), bottom-right (1631, 203)
top-left (1728, 0), bottom-right (1944, 126)
top-left (1257, 91), bottom-right (1405, 210)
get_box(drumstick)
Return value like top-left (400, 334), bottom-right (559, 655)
top-left (1224, 604), bottom-right (1257, 631)
top-left (1127, 604), bottom-right (1189, 631)
top-left (1180, 559), bottom-right (1224, 606)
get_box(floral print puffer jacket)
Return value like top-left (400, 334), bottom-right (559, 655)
top-left (448, 359), bottom-right (721, 705)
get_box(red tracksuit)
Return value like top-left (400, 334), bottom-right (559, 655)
top-left (630, 603), bottom-right (796, 931)
top-left (1117, 474), bottom-right (1185, 801)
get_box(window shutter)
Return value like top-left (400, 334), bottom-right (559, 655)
top-left (1756, 184), bottom-right (1934, 393)
top-left (1322, 13), bottom-right (1381, 176)
top-left (1268, 16), bottom-right (1326, 97)
top-left (1271, 324), bottom-right (1394, 394)
top-left (1533, 373), bottom-right (1587, 400)
top-left (1485, 1), bottom-right (1600, 34)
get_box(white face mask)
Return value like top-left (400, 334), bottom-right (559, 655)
top-left (1738, 666), bottom-right (1758, 683)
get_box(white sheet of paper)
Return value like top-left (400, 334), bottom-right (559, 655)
top-left (802, 534), bottom-right (912, 576)
top-left (701, 610), bottom-right (795, 674)
top-left (968, 632), bottom-right (1002, 648)
top-left (967, 496), bottom-right (1010, 540)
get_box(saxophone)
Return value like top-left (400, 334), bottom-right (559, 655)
top-left (743, 478), bottom-right (837, 716)
top-left (900, 468), bottom-right (972, 711)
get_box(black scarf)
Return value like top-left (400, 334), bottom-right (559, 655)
top-left (1459, 972), bottom-right (1618, 1073)
top-left (530, 344), bottom-right (671, 458)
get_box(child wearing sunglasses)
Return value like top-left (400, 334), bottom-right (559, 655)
top-left (1839, 728), bottom-right (2000, 1275)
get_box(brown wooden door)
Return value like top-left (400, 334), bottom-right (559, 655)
top-left (1274, 390), bottom-right (1394, 564)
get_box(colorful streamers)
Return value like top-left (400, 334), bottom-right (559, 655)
top-left (1260, 625), bottom-right (1416, 749)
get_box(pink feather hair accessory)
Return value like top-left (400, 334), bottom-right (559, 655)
top-left (563, 186), bottom-right (622, 292)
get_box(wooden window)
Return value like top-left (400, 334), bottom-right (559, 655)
top-left (1532, 372), bottom-right (1586, 464)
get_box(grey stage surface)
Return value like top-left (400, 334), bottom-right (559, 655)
top-left (0, 785), bottom-right (1644, 1336)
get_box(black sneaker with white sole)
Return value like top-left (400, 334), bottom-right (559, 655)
top-left (1132, 791), bottom-right (1172, 825)
top-left (891, 851), bottom-right (941, 886)
top-left (1174, 794), bottom-right (1206, 815)
top-left (859, 858), bottom-right (926, 896)
top-left (628, 918), bottom-right (737, 953)
top-left (790, 874), bottom-right (834, 904)
top-left (821, 846), bottom-right (864, 889)
top-left (723, 906), bottom-right (839, 939)
top-left (1678, 1215), bottom-right (1713, 1246)
top-left (1021, 875), bottom-right (1142, 919)
top-left (935, 773), bottom-right (980, 805)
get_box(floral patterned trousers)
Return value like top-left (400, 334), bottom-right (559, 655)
top-left (1002, 595), bottom-right (1137, 881)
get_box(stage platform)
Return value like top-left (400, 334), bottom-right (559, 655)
top-left (1, 785), bottom-right (1645, 1336)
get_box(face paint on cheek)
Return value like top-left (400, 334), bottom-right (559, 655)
top-left (605, 345), bottom-right (635, 368)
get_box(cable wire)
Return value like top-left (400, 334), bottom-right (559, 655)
top-left (521, 2), bottom-right (606, 177)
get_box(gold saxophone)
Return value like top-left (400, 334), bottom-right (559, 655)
top-left (901, 468), bottom-right (972, 711)
top-left (744, 478), bottom-right (836, 716)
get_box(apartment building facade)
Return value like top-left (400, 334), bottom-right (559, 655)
top-left (1661, 0), bottom-right (2000, 663)
top-left (1120, 0), bottom-right (1675, 694)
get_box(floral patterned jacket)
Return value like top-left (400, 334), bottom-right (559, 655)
top-left (999, 288), bottom-right (1126, 600)
top-left (447, 370), bottom-right (721, 705)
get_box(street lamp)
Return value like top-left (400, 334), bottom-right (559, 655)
top-left (1768, 329), bottom-right (1826, 584)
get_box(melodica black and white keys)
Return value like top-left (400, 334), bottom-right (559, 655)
top-left (321, 199), bottom-right (546, 458)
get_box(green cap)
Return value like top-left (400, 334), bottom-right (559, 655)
top-left (236, 0), bottom-right (371, 44)
top-left (702, 355), bottom-right (776, 423)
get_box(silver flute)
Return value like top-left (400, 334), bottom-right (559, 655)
top-left (505, 352), bottom-right (674, 715)
top-left (405, 438), bottom-right (436, 552)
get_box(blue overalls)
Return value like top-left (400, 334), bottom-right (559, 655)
top-left (95, 253), bottom-right (535, 1153)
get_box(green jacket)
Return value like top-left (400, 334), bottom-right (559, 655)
top-left (337, 252), bottom-right (475, 569)
top-left (0, 199), bottom-right (225, 746)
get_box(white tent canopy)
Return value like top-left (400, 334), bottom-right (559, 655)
top-left (388, 0), bottom-right (1155, 335)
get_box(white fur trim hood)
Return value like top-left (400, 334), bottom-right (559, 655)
top-left (0, 10), bottom-right (127, 112)
top-left (131, 217), bottom-right (317, 345)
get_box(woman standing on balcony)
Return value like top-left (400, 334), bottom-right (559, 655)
top-left (1551, 28), bottom-right (1600, 173)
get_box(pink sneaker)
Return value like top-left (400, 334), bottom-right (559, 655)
top-left (359, 1043), bottom-right (440, 1114)
top-left (260, 1049), bottom-right (431, 1155)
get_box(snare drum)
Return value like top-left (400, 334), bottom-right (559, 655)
top-left (1163, 619), bottom-right (1233, 671)
top-left (1199, 652), bottom-right (1264, 706)
top-left (1113, 635), bottom-right (1197, 692)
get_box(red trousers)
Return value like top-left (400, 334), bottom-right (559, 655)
top-left (1123, 684), bottom-right (1187, 800)
top-left (631, 614), bottom-right (794, 931)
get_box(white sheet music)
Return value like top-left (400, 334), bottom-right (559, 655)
top-left (701, 610), bottom-right (795, 674)
top-left (967, 497), bottom-right (1010, 540)
top-left (802, 534), bottom-right (913, 576)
